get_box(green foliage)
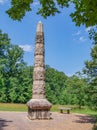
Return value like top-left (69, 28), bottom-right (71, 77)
top-left (71, 0), bottom-right (97, 27)
top-left (63, 75), bottom-right (87, 108)
top-left (89, 27), bottom-right (97, 45)
top-left (0, 30), bottom-right (10, 71)
top-left (6, 0), bottom-right (33, 21)
top-left (6, 0), bottom-right (97, 27)
top-left (84, 44), bottom-right (97, 110)
top-left (45, 66), bottom-right (87, 107)
top-left (0, 30), bottom-right (32, 103)
top-left (6, 0), bottom-right (70, 20)
top-left (84, 26), bottom-right (97, 110)
top-left (45, 65), bottom-right (68, 104)
top-left (37, 0), bottom-right (60, 18)
top-left (0, 30), bottom-right (10, 47)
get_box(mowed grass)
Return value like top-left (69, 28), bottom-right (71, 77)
top-left (0, 103), bottom-right (27, 112)
top-left (0, 103), bottom-right (97, 115)
top-left (51, 105), bottom-right (97, 115)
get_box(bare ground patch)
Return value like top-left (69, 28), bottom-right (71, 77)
top-left (0, 112), bottom-right (94, 130)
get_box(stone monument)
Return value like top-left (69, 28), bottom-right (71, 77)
top-left (27, 21), bottom-right (52, 120)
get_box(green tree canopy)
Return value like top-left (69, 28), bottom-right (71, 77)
top-left (6, 0), bottom-right (97, 27)
top-left (45, 65), bottom-right (68, 104)
top-left (84, 37), bottom-right (97, 109)
top-left (0, 30), bottom-right (32, 103)
top-left (64, 75), bottom-right (87, 107)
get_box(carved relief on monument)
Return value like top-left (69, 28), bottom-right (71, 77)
top-left (32, 93), bottom-right (45, 99)
top-left (33, 80), bottom-right (45, 88)
top-left (34, 55), bottom-right (44, 67)
top-left (33, 88), bottom-right (45, 95)
top-left (33, 69), bottom-right (45, 81)
top-left (36, 43), bottom-right (44, 48)
top-left (33, 89), bottom-right (45, 95)
top-left (36, 34), bottom-right (44, 44)
top-left (33, 80), bottom-right (45, 98)
top-left (34, 44), bottom-right (44, 55)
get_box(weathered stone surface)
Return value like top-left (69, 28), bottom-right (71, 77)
top-left (34, 44), bottom-right (44, 55)
top-left (27, 21), bottom-right (52, 119)
top-left (33, 80), bottom-right (45, 97)
top-left (27, 99), bottom-right (52, 119)
top-left (27, 99), bottom-right (52, 109)
top-left (28, 109), bottom-right (51, 120)
top-left (33, 69), bottom-right (45, 80)
top-left (36, 35), bottom-right (44, 44)
top-left (34, 55), bottom-right (44, 67)
top-left (32, 93), bottom-right (45, 99)
top-left (36, 21), bottom-right (43, 33)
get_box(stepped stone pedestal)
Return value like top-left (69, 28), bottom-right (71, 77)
top-left (27, 21), bottom-right (52, 120)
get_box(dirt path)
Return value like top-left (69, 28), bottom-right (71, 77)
top-left (0, 112), bottom-right (94, 130)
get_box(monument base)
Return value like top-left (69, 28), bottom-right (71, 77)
top-left (27, 99), bottom-right (52, 120)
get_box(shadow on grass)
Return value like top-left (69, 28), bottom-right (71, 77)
top-left (0, 118), bottom-right (12, 130)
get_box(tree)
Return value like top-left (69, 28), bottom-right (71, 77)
top-left (45, 65), bottom-right (67, 104)
top-left (6, 0), bottom-right (97, 27)
top-left (89, 27), bottom-right (97, 45)
top-left (0, 74), bottom-right (7, 102)
top-left (70, 0), bottom-right (97, 27)
top-left (64, 75), bottom-right (87, 108)
top-left (0, 30), bottom-right (10, 72)
top-left (4, 44), bottom-right (25, 77)
top-left (0, 30), bottom-right (33, 103)
top-left (6, 0), bottom-right (69, 21)
top-left (7, 66), bottom-right (33, 103)
top-left (0, 30), bottom-right (10, 102)
top-left (83, 25), bottom-right (97, 109)
top-left (84, 45), bottom-right (97, 109)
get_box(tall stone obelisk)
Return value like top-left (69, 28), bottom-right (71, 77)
top-left (27, 21), bottom-right (52, 120)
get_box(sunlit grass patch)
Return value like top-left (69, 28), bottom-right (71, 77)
top-left (0, 103), bottom-right (27, 112)
top-left (0, 103), bottom-right (97, 116)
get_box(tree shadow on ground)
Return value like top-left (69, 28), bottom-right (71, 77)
top-left (0, 118), bottom-right (12, 130)
top-left (74, 115), bottom-right (94, 123)
top-left (91, 115), bottom-right (97, 130)
top-left (74, 114), bottom-right (97, 130)
top-left (92, 124), bottom-right (97, 130)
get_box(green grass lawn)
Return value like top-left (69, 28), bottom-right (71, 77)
top-left (0, 103), bottom-right (97, 115)
top-left (0, 103), bottom-right (27, 112)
